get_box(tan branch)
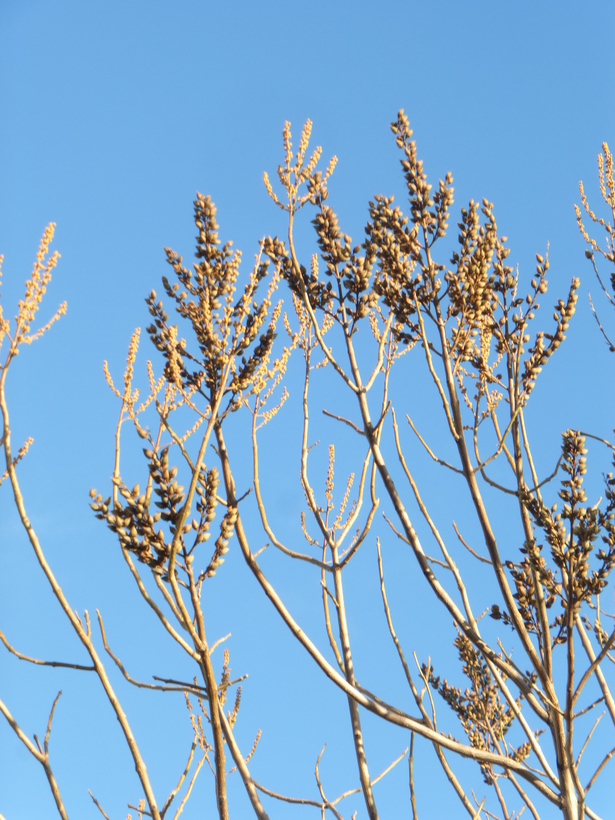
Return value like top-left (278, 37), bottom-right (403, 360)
top-left (0, 627), bottom-right (95, 671)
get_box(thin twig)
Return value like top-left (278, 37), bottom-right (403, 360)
top-left (409, 732), bottom-right (418, 820)
top-left (576, 713), bottom-right (604, 768)
top-left (406, 415), bottom-right (463, 474)
top-left (580, 429), bottom-right (615, 453)
top-left (585, 746), bottom-right (615, 793)
top-left (97, 612), bottom-right (210, 696)
top-left (452, 521), bottom-right (491, 564)
top-left (0, 627), bottom-right (95, 671)
top-left (322, 408), bottom-right (364, 435)
top-left (89, 791), bottom-right (112, 820)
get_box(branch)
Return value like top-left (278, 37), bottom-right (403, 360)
top-left (364, 312), bottom-right (395, 392)
top-left (0, 694), bottom-right (69, 820)
top-left (588, 291), bottom-right (615, 352)
top-left (0, 627), bottom-right (95, 671)
top-left (579, 429), bottom-right (615, 453)
top-left (89, 791), bottom-right (112, 820)
top-left (572, 624), bottom-right (615, 710)
top-left (575, 615), bottom-right (615, 727)
top-left (585, 746), bottom-right (615, 794)
top-left (452, 521), bottom-right (492, 565)
top-left (215, 425), bottom-right (560, 802)
top-left (0, 367), bottom-right (162, 820)
top-left (160, 738), bottom-right (206, 819)
top-left (377, 540), bottom-right (478, 816)
top-left (406, 414), bottom-right (463, 474)
top-left (251, 404), bottom-right (330, 570)
top-left (97, 611), bottom-right (210, 696)
top-left (322, 407), bottom-right (364, 435)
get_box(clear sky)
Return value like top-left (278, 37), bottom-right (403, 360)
top-left (1, 2), bottom-right (614, 818)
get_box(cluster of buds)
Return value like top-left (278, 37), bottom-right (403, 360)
top-left (391, 109), bottom-right (454, 241)
top-left (204, 505), bottom-right (238, 579)
top-left (90, 447), bottom-right (232, 582)
top-left (89, 484), bottom-right (167, 575)
top-left (520, 432), bottom-right (615, 640)
top-left (424, 632), bottom-right (523, 785)
top-left (522, 270), bottom-right (579, 397)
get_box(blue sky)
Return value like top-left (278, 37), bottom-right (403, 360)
top-left (1, 2), bottom-right (614, 818)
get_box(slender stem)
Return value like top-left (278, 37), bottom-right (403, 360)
top-left (575, 615), bottom-right (615, 727)
top-left (1, 367), bottom-right (161, 820)
top-left (332, 544), bottom-right (379, 820)
top-left (186, 563), bottom-right (228, 820)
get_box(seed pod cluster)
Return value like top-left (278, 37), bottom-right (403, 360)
top-left (204, 505), bottom-right (238, 579)
top-left (369, 194), bottom-right (423, 343)
top-left (90, 447), bottom-right (228, 582)
top-left (505, 543), bottom-right (560, 637)
top-left (145, 195), bottom-right (284, 412)
top-left (89, 483), bottom-right (167, 575)
top-left (520, 432), bottom-right (615, 643)
top-left (522, 274), bottom-right (579, 397)
top-left (424, 631), bottom-right (522, 786)
top-left (391, 109), bottom-right (453, 240)
top-left (263, 235), bottom-right (331, 312)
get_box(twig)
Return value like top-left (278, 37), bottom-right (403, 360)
top-left (576, 713), bottom-right (604, 768)
top-left (382, 511), bottom-right (411, 544)
top-left (0, 694), bottom-right (69, 820)
top-left (170, 752), bottom-right (206, 820)
top-left (0, 627), bottom-right (95, 671)
top-left (377, 539), bottom-right (478, 815)
top-left (253, 779), bottom-right (342, 820)
top-left (160, 738), bottom-right (206, 819)
top-left (322, 408), bottom-right (364, 435)
top-left (252, 406), bottom-right (330, 570)
top-left (97, 613), bottom-right (210, 696)
top-left (44, 691), bottom-right (62, 755)
top-left (579, 429), bottom-right (615, 453)
top-left (406, 415), bottom-right (463, 474)
top-left (452, 521), bottom-right (491, 564)
top-left (573, 696), bottom-right (605, 720)
top-left (588, 292), bottom-right (615, 352)
top-left (89, 791), bottom-right (112, 820)
top-left (128, 803), bottom-right (153, 817)
top-left (409, 732), bottom-right (418, 820)
top-left (210, 633), bottom-right (231, 654)
top-left (585, 746), bottom-right (615, 794)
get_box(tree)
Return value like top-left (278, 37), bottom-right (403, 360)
top-left (2, 112), bottom-right (614, 820)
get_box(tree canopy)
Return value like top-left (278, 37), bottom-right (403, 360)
top-left (2, 110), bottom-right (615, 820)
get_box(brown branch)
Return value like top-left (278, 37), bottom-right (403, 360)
top-left (331, 538), bottom-right (379, 819)
top-left (160, 738), bottom-right (205, 819)
top-left (322, 408), bottom-right (364, 435)
top-left (216, 423), bottom-right (561, 801)
top-left (452, 521), bottom-right (492, 565)
top-left (0, 627), bottom-right (95, 671)
top-left (579, 429), bottom-right (615, 453)
top-left (89, 791), bottom-right (112, 820)
top-left (572, 624), bottom-right (615, 710)
top-left (575, 713), bottom-right (604, 769)
top-left (1, 367), bottom-right (162, 820)
top-left (405, 414), bottom-right (463, 474)
top-left (0, 694), bottom-right (69, 820)
top-left (120, 547), bottom-right (198, 659)
top-left (252, 402), bottom-right (330, 570)
top-left (409, 732), bottom-right (419, 820)
top-left (585, 746), bottom-right (615, 794)
top-left (575, 615), bottom-right (615, 728)
top-left (185, 564), bottom-right (229, 820)
top-left (97, 612), bottom-right (210, 696)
